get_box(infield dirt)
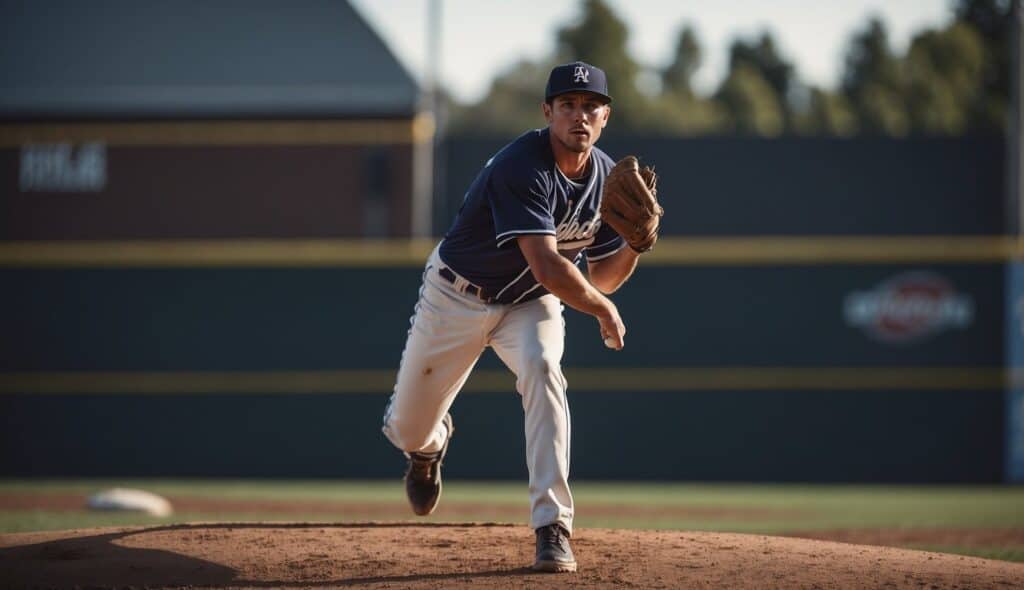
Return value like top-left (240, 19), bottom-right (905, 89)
top-left (2, 522), bottom-right (1023, 589)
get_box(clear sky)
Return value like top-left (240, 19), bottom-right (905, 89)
top-left (348, 0), bottom-right (952, 103)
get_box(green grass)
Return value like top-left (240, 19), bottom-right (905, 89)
top-left (567, 482), bottom-right (1024, 531)
top-left (906, 545), bottom-right (1024, 562)
top-left (2, 479), bottom-right (1023, 561)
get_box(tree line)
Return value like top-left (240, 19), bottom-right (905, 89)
top-left (446, 0), bottom-right (1012, 136)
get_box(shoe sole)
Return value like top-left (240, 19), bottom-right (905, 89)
top-left (532, 559), bottom-right (578, 573)
top-left (411, 498), bottom-right (437, 517)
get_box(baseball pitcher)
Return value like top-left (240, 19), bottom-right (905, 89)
top-left (382, 60), bottom-right (663, 573)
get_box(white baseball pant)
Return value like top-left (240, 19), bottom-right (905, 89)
top-left (382, 244), bottom-right (574, 534)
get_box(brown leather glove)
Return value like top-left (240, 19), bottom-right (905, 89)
top-left (599, 156), bottom-right (664, 253)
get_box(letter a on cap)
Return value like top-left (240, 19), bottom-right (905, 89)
top-left (573, 65), bottom-right (589, 84)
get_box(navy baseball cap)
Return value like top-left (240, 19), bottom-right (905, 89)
top-left (545, 61), bottom-right (612, 103)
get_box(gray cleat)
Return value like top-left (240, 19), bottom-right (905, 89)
top-left (533, 523), bottom-right (577, 572)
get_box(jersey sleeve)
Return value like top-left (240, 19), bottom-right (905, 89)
top-left (487, 161), bottom-right (556, 248)
top-left (585, 220), bottom-right (626, 261)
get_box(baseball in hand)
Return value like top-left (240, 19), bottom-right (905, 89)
top-left (604, 336), bottom-right (617, 349)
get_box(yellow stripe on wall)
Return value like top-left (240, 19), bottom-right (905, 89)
top-left (0, 367), bottom-right (1006, 395)
top-left (642, 236), bottom-right (1024, 264)
top-left (0, 117), bottom-right (434, 147)
top-left (0, 236), bottom-right (1022, 268)
top-left (0, 239), bottom-right (440, 268)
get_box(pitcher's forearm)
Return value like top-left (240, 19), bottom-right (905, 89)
top-left (532, 254), bottom-right (614, 319)
top-left (517, 235), bottom-right (616, 321)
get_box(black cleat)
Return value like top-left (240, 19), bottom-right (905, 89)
top-left (533, 524), bottom-right (577, 572)
top-left (404, 413), bottom-right (453, 516)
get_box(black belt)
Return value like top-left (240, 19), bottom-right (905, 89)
top-left (438, 267), bottom-right (494, 302)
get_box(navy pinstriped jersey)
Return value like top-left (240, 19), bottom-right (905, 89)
top-left (439, 127), bottom-right (625, 305)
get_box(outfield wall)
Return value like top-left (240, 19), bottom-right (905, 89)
top-left (0, 261), bottom-right (1007, 482)
top-left (0, 136), bottom-right (1011, 482)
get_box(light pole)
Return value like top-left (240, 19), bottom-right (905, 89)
top-left (411, 0), bottom-right (442, 238)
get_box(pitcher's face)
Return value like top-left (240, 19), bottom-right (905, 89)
top-left (543, 92), bottom-right (611, 154)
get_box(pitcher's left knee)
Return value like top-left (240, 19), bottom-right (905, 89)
top-left (517, 352), bottom-right (565, 394)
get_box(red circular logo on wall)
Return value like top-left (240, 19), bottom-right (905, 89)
top-left (843, 272), bottom-right (974, 343)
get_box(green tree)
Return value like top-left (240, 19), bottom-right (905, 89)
top-left (956, 0), bottom-right (1012, 40)
top-left (954, 0), bottom-right (1011, 132)
top-left (714, 62), bottom-right (785, 135)
top-left (729, 33), bottom-right (795, 107)
top-left (638, 92), bottom-right (727, 135)
top-left (840, 17), bottom-right (910, 135)
top-left (904, 23), bottom-right (986, 134)
top-left (662, 25), bottom-right (702, 97)
top-left (449, 0), bottom-right (1012, 138)
top-left (794, 88), bottom-right (858, 136)
top-left (646, 25), bottom-right (727, 135)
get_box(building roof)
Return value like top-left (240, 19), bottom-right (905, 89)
top-left (0, 0), bottom-right (421, 119)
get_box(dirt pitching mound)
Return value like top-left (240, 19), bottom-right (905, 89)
top-left (2, 522), bottom-right (1022, 589)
